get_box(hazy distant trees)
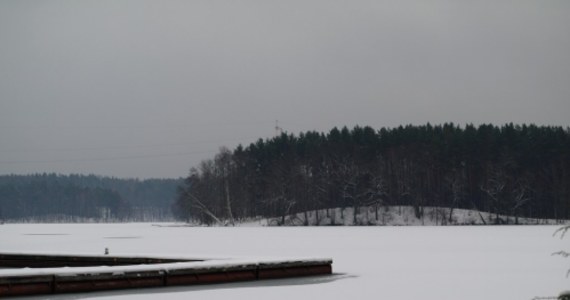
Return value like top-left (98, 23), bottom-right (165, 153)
top-left (174, 123), bottom-right (570, 225)
top-left (0, 174), bottom-right (181, 222)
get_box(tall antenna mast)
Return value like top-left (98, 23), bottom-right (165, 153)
top-left (275, 120), bottom-right (283, 136)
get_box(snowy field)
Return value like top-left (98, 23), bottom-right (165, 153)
top-left (1, 224), bottom-right (568, 300)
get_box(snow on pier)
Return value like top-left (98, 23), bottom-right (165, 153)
top-left (0, 253), bottom-right (332, 297)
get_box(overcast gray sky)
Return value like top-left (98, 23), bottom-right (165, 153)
top-left (1, 0), bottom-right (569, 179)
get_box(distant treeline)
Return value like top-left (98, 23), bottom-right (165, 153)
top-left (0, 174), bottom-right (182, 222)
top-left (174, 123), bottom-right (570, 225)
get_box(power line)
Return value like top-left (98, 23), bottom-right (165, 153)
top-left (0, 120), bottom-right (277, 130)
top-left (0, 123), bottom-right (284, 165)
top-left (0, 150), bottom-right (218, 165)
top-left (0, 136), bottom-right (263, 154)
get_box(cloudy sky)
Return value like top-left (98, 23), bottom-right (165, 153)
top-left (1, 0), bottom-right (569, 179)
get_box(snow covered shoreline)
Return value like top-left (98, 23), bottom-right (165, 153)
top-left (2, 206), bottom-right (567, 226)
top-left (230, 206), bottom-right (570, 227)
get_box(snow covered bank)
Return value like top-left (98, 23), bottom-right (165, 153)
top-left (251, 206), bottom-right (570, 226)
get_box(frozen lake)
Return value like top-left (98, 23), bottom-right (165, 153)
top-left (1, 224), bottom-right (568, 300)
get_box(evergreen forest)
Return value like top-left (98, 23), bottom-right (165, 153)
top-left (174, 123), bottom-right (570, 225)
top-left (0, 174), bottom-right (181, 222)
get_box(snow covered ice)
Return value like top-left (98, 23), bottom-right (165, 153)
top-left (0, 223), bottom-right (568, 300)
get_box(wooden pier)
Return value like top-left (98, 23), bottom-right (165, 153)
top-left (0, 253), bottom-right (332, 297)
